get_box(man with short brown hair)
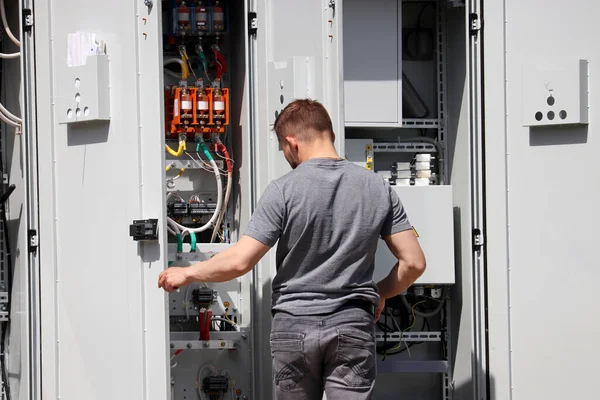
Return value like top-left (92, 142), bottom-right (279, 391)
top-left (159, 99), bottom-right (426, 399)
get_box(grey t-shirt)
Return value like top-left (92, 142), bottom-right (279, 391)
top-left (245, 158), bottom-right (411, 316)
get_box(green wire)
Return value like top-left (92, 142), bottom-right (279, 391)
top-left (176, 233), bottom-right (183, 253)
top-left (190, 232), bottom-right (197, 252)
top-left (199, 142), bottom-right (214, 161)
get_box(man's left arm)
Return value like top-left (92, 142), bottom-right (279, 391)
top-left (158, 235), bottom-right (271, 292)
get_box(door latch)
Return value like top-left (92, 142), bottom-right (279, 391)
top-left (129, 219), bottom-right (159, 241)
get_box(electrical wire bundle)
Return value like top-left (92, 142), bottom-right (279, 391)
top-left (0, 0), bottom-right (21, 132)
top-left (0, 0), bottom-right (17, 393)
top-left (377, 288), bottom-right (447, 361)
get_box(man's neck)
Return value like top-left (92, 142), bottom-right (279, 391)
top-left (298, 141), bottom-right (340, 163)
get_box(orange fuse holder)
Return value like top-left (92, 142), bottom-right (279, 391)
top-left (166, 86), bottom-right (229, 138)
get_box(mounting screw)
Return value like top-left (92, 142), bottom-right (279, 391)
top-left (220, 341), bottom-right (226, 348)
top-left (186, 343), bottom-right (192, 349)
top-left (241, 333), bottom-right (247, 340)
top-left (170, 343), bottom-right (175, 348)
top-left (233, 342), bottom-right (238, 348)
top-left (0, 305), bottom-right (6, 311)
top-left (203, 341), bottom-right (210, 348)
top-left (144, 0), bottom-right (153, 7)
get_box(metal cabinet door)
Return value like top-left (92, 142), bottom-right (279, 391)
top-left (33, 1), bottom-right (169, 399)
top-left (248, 1), bottom-right (344, 398)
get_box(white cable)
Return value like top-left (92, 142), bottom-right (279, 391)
top-left (0, 109), bottom-right (20, 128)
top-left (0, 51), bottom-right (19, 59)
top-left (167, 158), bottom-right (222, 234)
top-left (0, 101), bottom-right (20, 123)
top-left (163, 57), bottom-right (184, 66)
top-left (166, 218), bottom-right (182, 235)
top-left (163, 58), bottom-right (185, 80)
top-left (0, 0), bottom-right (19, 47)
top-left (163, 69), bottom-right (182, 80)
top-left (211, 172), bottom-right (232, 243)
top-left (211, 317), bottom-right (239, 331)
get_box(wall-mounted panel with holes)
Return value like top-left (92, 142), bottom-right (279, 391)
top-left (522, 59), bottom-right (589, 127)
top-left (58, 54), bottom-right (110, 124)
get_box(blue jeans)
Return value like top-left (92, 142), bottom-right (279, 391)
top-left (270, 306), bottom-right (376, 399)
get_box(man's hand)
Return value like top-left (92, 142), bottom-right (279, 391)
top-left (375, 299), bottom-right (385, 321)
top-left (158, 267), bottom-right (191, 292)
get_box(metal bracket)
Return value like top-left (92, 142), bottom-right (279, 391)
top-left (376, 331), bottom-right (442, 343)
top-left (171, 339), bottom-right (238, 350)
top-left (0, 292), bottom-right (8, 321)
top-left (469, 13), bottom-right (482, 36)
top-left (28, 229), bottom-right (38, 253)
top-left (22, 9), bottom-right (33, 32)
top-left (248, 12), bottom-right (257, 35)
top-left (473, 228), bottom-right (484, 251)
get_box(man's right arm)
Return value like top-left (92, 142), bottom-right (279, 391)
top-left (376, 230), bottom-right (426, 303)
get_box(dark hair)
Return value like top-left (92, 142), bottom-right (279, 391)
top-left (273, 99), bottom-right (334, 142)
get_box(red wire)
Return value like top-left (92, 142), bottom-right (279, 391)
top-left (213, 49), bottom-right (227, 80)
top-left (214, 143), bottom-right (233, 172)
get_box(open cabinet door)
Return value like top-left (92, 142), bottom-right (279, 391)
top-left (252, 0), bottom-right (344, 183)
top-left (466, 0), bottom-right (488, 398)
top-left (33, 1), bottom-right (169, 399)
top-left (249, 0), bottom-right (344, 398)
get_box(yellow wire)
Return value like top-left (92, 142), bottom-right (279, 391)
top-left (383, 299), bottom-right (427, 359)
top-left (166, 140), bottom-right (186, 157)
top-left (223, 310), bottom-right (237, 328)
top-left (180, 48), bottom-right (190, 81)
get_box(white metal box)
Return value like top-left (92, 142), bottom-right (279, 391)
top-left (343, 0), bottom-right (402, 125)
top-left (58, 54), bottom-right (111, 124)
top-left (373, 185), bottom-right (455, 285)
top-left (522, 59), bottom-right (589, 127)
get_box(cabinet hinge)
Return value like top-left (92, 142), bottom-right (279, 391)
top-left (469, 13), bottom-right (481, 36)
top-left (28, 229), bottom-right (38, 253)
top-left (23, 9), bottom-right (33, 33)
top-left (248, 12), bottom-right (257, 35)
top-left (472, 228), bottom-right (484, 251)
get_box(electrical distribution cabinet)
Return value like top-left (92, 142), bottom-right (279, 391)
top-left (11, 0), bottom-right (488, 399)
top-left (3, 0), bottom-right (598, 399)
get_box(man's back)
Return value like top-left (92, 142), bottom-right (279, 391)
top-left (246, 157), bottom-right (411, 315)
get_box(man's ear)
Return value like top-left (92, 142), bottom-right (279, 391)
top-left (285, 136), bottom-right (299, 151)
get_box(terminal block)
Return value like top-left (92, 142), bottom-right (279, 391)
top-left (189, 202), bottom-right (218, 216)
top-left (192, 287), bottom-right (216, 308)
top-left (202, 376), bottom-right (229, 395)
top-left (168, 202), bottom-right (189, 217)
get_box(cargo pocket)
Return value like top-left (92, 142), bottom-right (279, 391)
top-left (335, 327), bottom-right (376, 387)
top-left (270, 332), bottom-right (308, 391)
